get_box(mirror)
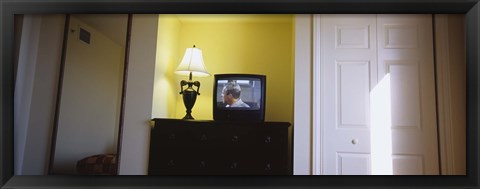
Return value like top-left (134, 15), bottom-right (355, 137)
top-left (49, 14), bottom-right (130, 175)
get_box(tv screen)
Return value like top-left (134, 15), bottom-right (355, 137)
top-left (213, 74), bottom-right (266, 121)
top-left (216, 79), bottom-right (262, 110)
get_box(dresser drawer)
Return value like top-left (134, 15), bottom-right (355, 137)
top-left (149, 119), bottom-right (292, 175)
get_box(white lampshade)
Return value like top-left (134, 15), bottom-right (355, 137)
top-left (175, 46), bottom-right (210, 77)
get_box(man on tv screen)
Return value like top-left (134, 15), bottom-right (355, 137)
top-left (222, 80), bottom-right (250, 108)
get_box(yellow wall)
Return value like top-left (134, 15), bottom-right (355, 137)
top-left (155, 15), bottom-right (294, 123)
top-left (152, 15), bottom-right (181, 118)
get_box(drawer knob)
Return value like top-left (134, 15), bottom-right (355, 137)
top-left (230, 162), bottom-right (238, 169)
top-left (200, 161), bottom-right (206, 168)
top-left (232, 135), bottom-right (239, 142)
top-left (200, 134), bottom-right (207, 141)
top-left (265, 163), bottom-right (271, 171)
top-left (169, 133), bottom-right (176, 140)
top-left (265, 136), bottom-right (272, 143)
top-left (168, 160), bottom-right (175, 166)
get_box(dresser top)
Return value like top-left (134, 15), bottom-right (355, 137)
top-left (152, 118), bottom-right (291, 128)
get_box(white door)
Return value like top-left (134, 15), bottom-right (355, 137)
top-left (376, 14), bottom-right (439, 175)
top-left (318, 14), bottom-right (439, 175)
top-left (319, 14), bottom-right (377, 175)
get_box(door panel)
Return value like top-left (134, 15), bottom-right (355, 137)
top-left (336, 25), bottom-right (371, 49)
top-left (383, 24), bottom-right (419, 49)
top-left (387, 61), bottom-right (421, 128)
top-left (392, 155), bottom-right (424, 175)
top-left (338, 61), bottom-right (370, 127)
top-left (337, 153), bottom-right (371, 175)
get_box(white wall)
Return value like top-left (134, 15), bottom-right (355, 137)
top-left (51, 16), bottom-right (125, 174)
top-left (118, 14), bottom-right (158, 175)
top-left (14, 14), bottom-right (65, 175)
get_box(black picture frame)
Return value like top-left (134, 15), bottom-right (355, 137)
top-left (1, 0), bottom-right (478, 189)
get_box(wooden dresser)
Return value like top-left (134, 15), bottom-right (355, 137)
top-left (148, 118), bottom-right (292, 175)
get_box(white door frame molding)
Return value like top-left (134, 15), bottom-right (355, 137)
top-left (293, 14), bottom-right (313, 175)
top-left (312, 14), bottom-right (323, 175)
top-left (433, 14), bottom-right (466, 175)
top-left (434, 14), bottom-right (454, 175)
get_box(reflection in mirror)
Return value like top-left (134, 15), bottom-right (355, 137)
top-left (49, 14), bottom-right (129, 175)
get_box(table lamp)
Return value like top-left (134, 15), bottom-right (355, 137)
top-left (175, 45), bottom-right (210, 119)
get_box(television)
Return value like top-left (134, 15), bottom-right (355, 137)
top-left (213, 74), bottom-right (266, 122)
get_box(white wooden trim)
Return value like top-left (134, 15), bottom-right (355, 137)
top-left (14, 15), bottom-right (42, 175)
top-left (434, 14), bottom-right (467, 175)
top-left (118, 14), bottom-right (158, 175)
top-left (312, 14), bottom-right (323, 175)
top-left (434, 14), bottom-right (452, 175)
top-left (293, 14), bottom-right (313, 175)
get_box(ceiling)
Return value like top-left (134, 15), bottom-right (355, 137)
top-left (74, 14), bottom-right (128, 47)
top-left (71, 14), bottom-right (293, 47)
top-left (175, 14), bottom-right (293, 24)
